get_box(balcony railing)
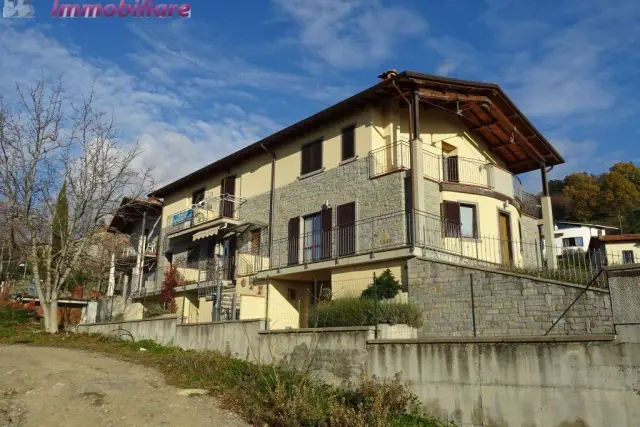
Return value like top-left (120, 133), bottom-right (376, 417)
top-left (164, 194), bottom-right (243, 236)
top-left (369, 140), bottom-right (410, 177)
top-left (423, 151), bottom-right (492, 187)
top-left (121, 241), bottom-right (158, 258)
top-left (513, 178), bottom-right (542, 218)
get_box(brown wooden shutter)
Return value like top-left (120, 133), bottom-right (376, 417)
top-left (301, 144), bottom-right (311, 175)
top-left (287, 217), bottom-right (300, 265)
top-left (320, 208), bottom-right (332, 259)
top-left (442, 201), bottom-right (460, 237)
top-left (312, 140), bottom-right (323, 172)
top-left (251, 230), bottom-right (261, 253)
top-left (341, 126), bottom-right (355, 161)
top-left (472, 205), bottom-right (478, 238)
top-left (337, 202), bottom-right (356, 256)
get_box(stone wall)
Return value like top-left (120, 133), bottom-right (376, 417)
top-left (519, 214), bottom-right (542, 267)
top-left (608, 264), bottom-right (640, 343)
top-left (407, 258), bottom-right (614, 337)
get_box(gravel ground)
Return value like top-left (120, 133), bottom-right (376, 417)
top-left (0, 345), bottom-right (250, 427)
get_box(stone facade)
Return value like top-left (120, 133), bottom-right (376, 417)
top-left (519, 214), bottom-right (542, 267)
top-left (407, 257), bottom-right (614, 337)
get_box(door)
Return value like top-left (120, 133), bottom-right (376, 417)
top-left (445, 156), bottom-right (459, 183)
top-left (337, 202), bottom-right (356, 256)
top-left (224, 238), bottom-right (236, 280)
top-left (220, 176), bottom-right (236, 218)
top-left (498, 212), bottom-right (513, 265)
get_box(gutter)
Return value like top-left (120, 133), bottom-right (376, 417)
top-left (261, 143), bottom-right (276, 258)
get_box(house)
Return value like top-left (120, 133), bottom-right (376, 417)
top-left (552, 221), bottom-right (619, 253)
top-left (590, 234), bottom-right (640, 265)
top-left (141, 70), bottom-right (564, 328)
top-left (106, 197), bottom-right (163, 298)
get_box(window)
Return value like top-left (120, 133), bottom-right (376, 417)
top-left (187, 247), bottom-right (200, 265)
top-left (622, 250), bottom-right (635, 264)
top-left (287, 288), bottom-right (297, 301)
top-left (301, 139), bottom-right (323, 175)
top-left (220, 176), bottom-right (236, 218)
top-left (301, 209), bottom-right (332, 262)
top-left (442, 201), bottom-right (477, 238)
top-left (337, 202), bottom-right (356, 256)
top-left (341, 125), bottom-right (355, 161)
top-left (251, 230), bottom-right (261, 253)
top-left (191, 188), bottom-right (205, 205)
top-left (562, 237), bottom-right (583, 248)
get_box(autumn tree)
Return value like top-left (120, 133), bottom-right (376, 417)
top-left (0, 79), bottom-right (152, 332)
top-left (561, 173), bottom-right (600, 221)
top-left (598, 171), bottom-right (640, 214)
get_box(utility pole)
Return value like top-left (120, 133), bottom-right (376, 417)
top-left (618, 208), bottom-right (624, 234)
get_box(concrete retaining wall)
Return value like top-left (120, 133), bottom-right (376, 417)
top-left (408, 258), bottom-right (614, 337)
top-left (77, 316), bottom-right (178, 346)
top-left (368, 336), bottom-right (640, 427)
top-left (175, 319), bottom-right (263, 359)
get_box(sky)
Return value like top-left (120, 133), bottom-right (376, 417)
top-left (1, 0), bottom-right (639, 191)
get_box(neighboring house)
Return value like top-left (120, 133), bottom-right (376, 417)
top-left (590, 235), bottom-right (640, 265)
top-left (553, 221), bottom-right (619, 253)
top-left (107, 197), bottom-right (163, 298)
top-left (142, 70), bottom-right (564, 328)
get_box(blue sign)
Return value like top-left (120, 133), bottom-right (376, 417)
top-left (172, 209), bottom-right (193, 225)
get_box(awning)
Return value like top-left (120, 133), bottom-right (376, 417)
top-left (193, 226), bottom-right (220, 241)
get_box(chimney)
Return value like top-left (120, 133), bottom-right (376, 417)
top-left (377, 69), bottom-right (398, 81)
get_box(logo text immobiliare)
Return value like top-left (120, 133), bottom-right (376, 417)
top-left (52, 0), bottom-right (191, 18)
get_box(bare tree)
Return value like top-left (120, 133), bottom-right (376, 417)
top-left (0, 79), bottom-right (152, 332)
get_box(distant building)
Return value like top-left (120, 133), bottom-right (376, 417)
top-left (590, 234), bottom-right (640, 265)
top-left (551, 221), bottom-right (619, 253)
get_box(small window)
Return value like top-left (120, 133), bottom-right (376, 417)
top-left (622, 250), bottom-right (635, 264)
top-left (287, 288), bottom-right (297, 301)
top-left (341, 125), bottom-right (355, 161)
top-left (562, 237), bottom-right (583, 248)
top-left (192, 188), bottom-right (205, 205)
top-left (301, 139), bottom-right (323, 175)
top-left (251, 230), bottom-right (261, 253)
top-left (459, 204), bottom-right (477, 238)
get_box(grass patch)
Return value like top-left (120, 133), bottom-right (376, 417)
top-left (312, 298), bottom-right (423, 329)
top-left (0, 324), bottom-right (451, 427)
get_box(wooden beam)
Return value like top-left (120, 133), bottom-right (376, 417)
top-left (481, 104), bottom-right (546, 162)
top-left (418, 88), bottom-right (490, 104)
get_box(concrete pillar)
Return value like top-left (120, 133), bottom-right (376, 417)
top-left (541, 196), bottom-right (557, 269)
top-left (607, 265), bottom-right (640, 343)
top-left (107, 252), bottom-right (116, 297)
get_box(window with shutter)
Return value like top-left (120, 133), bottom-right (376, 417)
top-left (301, 139), bottom-right (323, 175)
top-left (341, 125), bottom-right (355, 161)
top-left (337, 202), bottom-right (356, 256)
top-left (442, 201), bottom-right (461, 237)
top-left (251, 230), bottom-right (261, 253)
top-left (287, 217), bottom-right (300, 265)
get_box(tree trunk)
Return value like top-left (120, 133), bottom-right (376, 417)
top-left (47, 296), bottom-right (59, 333)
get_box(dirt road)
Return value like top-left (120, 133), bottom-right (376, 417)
top-left (0, 345), bottom-right (250, 427)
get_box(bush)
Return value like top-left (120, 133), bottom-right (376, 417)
top-left (313, 298), bottom-right (423, 328)
top-left (361, 269), bottom-right (402, 300)
top-left (0, 301), bottom-right (35, 326)
top-left (143, 302), bottom-right (171, 319)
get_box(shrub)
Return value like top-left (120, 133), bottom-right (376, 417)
top-left (160, 266), bottom-right (180, 313)
top-left (0, 301), bottom-right (35, 326)
top-left (143, 302), bottom-right (170, 319)
top-left (313, 298), bottom-right (423, 328)
top-left (361, 269), bottom-right (402, 300)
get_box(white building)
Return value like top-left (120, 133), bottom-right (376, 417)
top-left (552, 221), bottom-right (619, 253)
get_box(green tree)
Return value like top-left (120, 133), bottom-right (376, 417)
top-left (610, 162), bottom-right (640, 189)
top-left (562, 173), bottom-right (600, 221)
top-left (548, 179), bottom-right (566, 195)
top-left (598, 171), bottom-right (640, 214)
top-left (361, 269), bottom-right (402, 300)
top-left (51, 182), bottom-right (68, 273)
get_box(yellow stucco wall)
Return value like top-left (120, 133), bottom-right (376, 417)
top-left (239, 294), bottom-right (266, 320)
top-left (330, 260), bottom-right (406, 299)
top-left (603, 241), bottom-right (640, 264)
top-left (441, 191), bottom-right (529, 266)
top-left (266, 280), bottom-right (311, 330)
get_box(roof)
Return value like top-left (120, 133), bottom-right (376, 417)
top-left (555, 221), bottom-right (620, 230)
top-left (108, 197), bottom-right (163, 234)
top-left (594, 234), bottom-right (640, 243)
top-left (153, 71), bottom-right (564, 197)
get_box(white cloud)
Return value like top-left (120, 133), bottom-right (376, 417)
top-left (0, 23), bottom-right (280, 187)
top-left (272, 0), bottom-right (427, 69)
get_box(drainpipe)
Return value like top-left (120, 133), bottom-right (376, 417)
top-left (261, 143), bottom-right (276, 259)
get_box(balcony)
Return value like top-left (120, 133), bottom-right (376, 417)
top-left (369, 141), bottom-right (410, 177)
top-left (513, 178), bottom-right (542, 218)
top-left (164, 194), bottom-right (244, 237)
top-left (423, 151), bottom-right (493, 188)
top-left (121, 241), bottom-right (158, 258)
